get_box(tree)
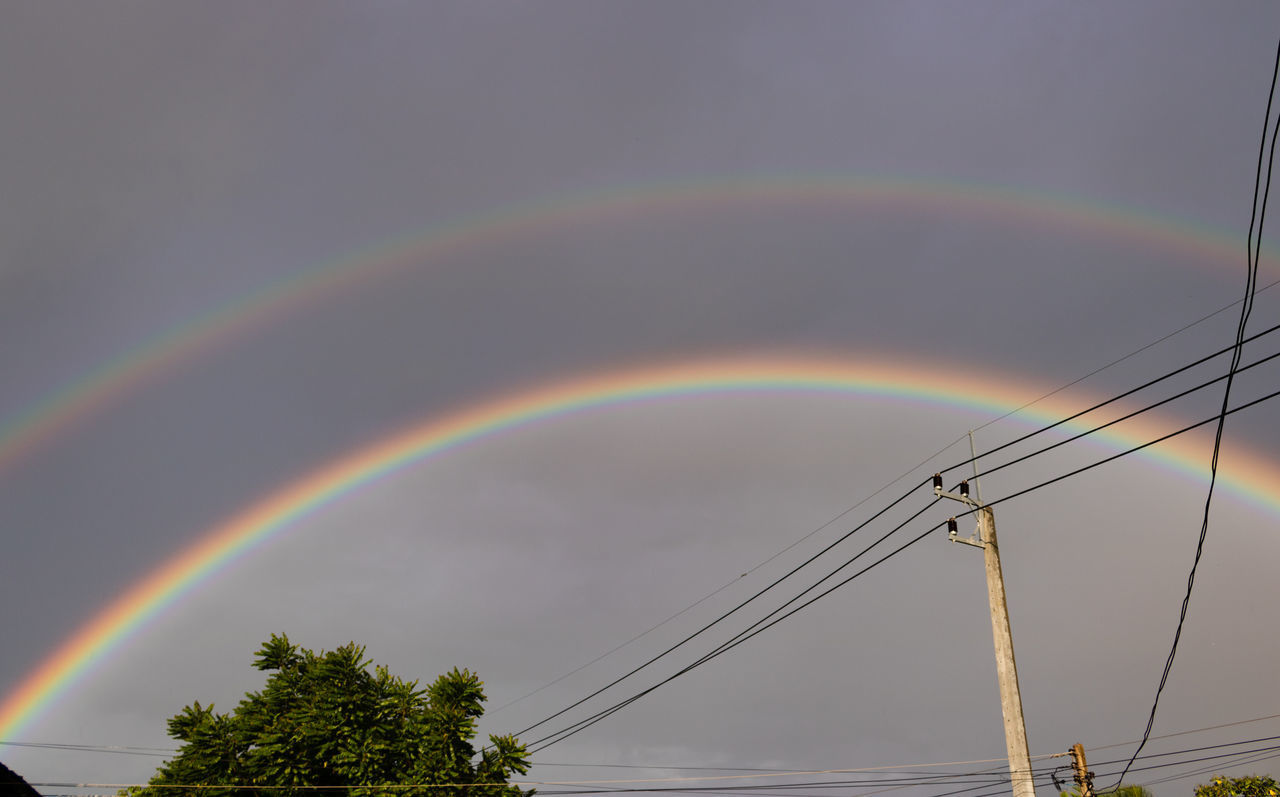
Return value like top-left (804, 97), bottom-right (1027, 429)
top-left (123, 634), bottom-right (531, 797)
top-left (1060, 784), bottom-right (1152, 797)
top-left (1194, 775), bottom-right (1279, 797)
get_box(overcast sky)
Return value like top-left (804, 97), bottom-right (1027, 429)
top-left (4, 5), bottom-right (1280, 797)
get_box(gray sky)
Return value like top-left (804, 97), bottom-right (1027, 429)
top-left (3, 4), bottom-right (1280, 796)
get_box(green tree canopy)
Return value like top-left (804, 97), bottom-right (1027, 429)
top-left (1062, 783), bottom-right (1151, 797)
top-left (124, 634), bottom-right (531, 797)
top-left (1194, 775), bottom-right (1279, 797)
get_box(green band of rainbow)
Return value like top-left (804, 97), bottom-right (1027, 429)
top-left (2, 353), bottom-right (1275, 740)
top-left (0, 175), bottom-right (1255, 477)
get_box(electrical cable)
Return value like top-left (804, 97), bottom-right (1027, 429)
top-left (1088, 710), bottom-right (1280, 753)
top-left (525, 512), bottom-right (946, 753)
top-left (511, 480), bottom-right (937, 740)
top-left (0, 740), bottom-right (173, 756)
top-left (36, 736), bottom-right (1274, 796)
top-left (1106, 35), bottom-right (1280, 791)
top-left (969, 274), bottom-right (1280, 438)
top-left (936, 317), bottom-right (1280, 481)
top-left (969, 344), bottom-right (1280, 484)
top-left (498, 255), bottom-right (1280, 719)
top-left (490, 436), bottom-right (969, 717)
top-left (526, 381), bottom-right (1280, 753)
top-left (507, 302), bottom-right (1280, 739)
top-left (963, 383), bottom-right (1280, 517)
top-left (511, 316), bottom-right (1280, 751)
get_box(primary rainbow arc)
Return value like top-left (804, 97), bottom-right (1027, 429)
top-left (2, 352), bottom-right (1277, 741)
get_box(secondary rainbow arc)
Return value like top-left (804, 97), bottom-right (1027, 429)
top-left (0, 174), bottom-right (1259, 477)
top-left (2, 353), bottom-right (1277, 741)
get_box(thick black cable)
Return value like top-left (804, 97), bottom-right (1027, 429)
top-left (1108, 35), bottom-right (1280, 791)
top-left (522, 511), bottom-right (940, 751)
top-left (970, 345), bottom-right (1280, 484)
top-left (1093, 742), bottom-right (1280, 782)
top-left (514, 319), bottom-right (1280, 746)
top-left (493, 438), bottom-right (969, 717)
top-left (1088, 732), bottom-right (1280, 769)
top-left (966, 384), bottom-right (1280, 516)
top-left (937, 318), bottom-right (1280, 479)
top-left (524, 516), bottom-right (947, 752)
top-left (528, 383), bottom-right (1280, 754)
top-left (512, 478), bottom-right (934, 738)
top-left (970, 275), bottom-right (1280, 439)
top-left (1138, 748), bottom-right (1280, 788)
top-left (516, 323), bottom-right (1280, 756)
top-left (527, 515), bottom-right (945, 753)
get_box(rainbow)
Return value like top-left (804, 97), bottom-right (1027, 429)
top-left (2, 353), bottom-right (1277, 741)
top-left (0, 175), bottom-right (1259, 476)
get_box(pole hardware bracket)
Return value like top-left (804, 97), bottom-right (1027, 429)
top-left (936, 475), bottom-right (986, 549)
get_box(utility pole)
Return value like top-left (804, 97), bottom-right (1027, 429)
top-left (1070, 743), bottom-right (1095, 797)
top-left (934, 433), bottom-right (1034, 797)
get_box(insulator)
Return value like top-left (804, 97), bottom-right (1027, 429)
top-left (959, 480), bottom-right (970, 497)
top-left (932, 473), bottom-right (943, 491)
top-left (947, 517), bottom-right (958, 535)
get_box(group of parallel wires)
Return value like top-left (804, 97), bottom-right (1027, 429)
top-left (11, 36), bottom-right (1280, 797)
top-left (16, 713), bottom-right (1280, 795)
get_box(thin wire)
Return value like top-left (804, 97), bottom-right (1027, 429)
top-left (1089, 733), bottom-right (1280, 769)
top-left (971, 345), bottom-right (1280, 484)
top-left (529, 384), bottom-right (1280, 753)
top-left (0, 740), bottom-right (173, 756)
top-left (490, 436), bottom-right (969, 716)
top-left (970, 275), bottom-right (1280, 437)
top-left (508, 286), bottom-right (1280, 737)
top-left (938, 317), bottom-right (1280, 479)
top-left (1087, 710), bottom-right (1280, 753)
top-left (42, 737), bottom-right (1278, 795)
top-left (1108, 34), bottom-right (1280, 791)
top-left (512, 481), bottom-right (937, 739)
top-left (511, 315), bottom-right (1280, 747)
top-left (526, 511), bottom-right (945, 753)
top-left (972, 384), bottom-right (1280, 515)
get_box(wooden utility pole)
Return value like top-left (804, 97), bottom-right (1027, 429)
top-left (1070, 743), bottom-right (1095, 797)
top-left (978, 505), bottom-right (1034, 797)
top-left (935, 448), bottom-right (1034, 797)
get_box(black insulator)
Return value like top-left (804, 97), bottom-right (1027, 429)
top-left (933, 473), bottom-right (943, 491)
top-left (947, 517), bottom-right (958, 534)
top-left (959, 480), bottom-right (970, 497)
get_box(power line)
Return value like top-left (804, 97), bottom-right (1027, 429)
top-left (1088, 710), bottom-right (1280, 753)
top-left (970, 344), bottom-right (1280, 484)
top-left (535, 381), bottom-right (1280, 752)
top-left (511, 481), bottom-right (938, 740)
top-left (34, 735), bottom-right (1280, 796)
top-left (501, 293), bottom-right (1280, 730)
top-left (969, 274), bottom-right (1280, 438)
top-left (939, 317), bottom-right (1280, 480)
top-left (525, 511), bottom-right (946, 753)
top-left (490, 436), bottom-right (969, 717)
top-left (510, 310), bottom-right (1280, 751)
top-left (968, 383), bottom-right (1280, 516)
top-left (1108, 35), bottom-right (1280, 791)
top-left (525, 384), bottom-right (1280, 753)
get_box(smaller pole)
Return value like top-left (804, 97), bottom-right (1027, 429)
top-left (1071, 743), bottom-right (1095, 797)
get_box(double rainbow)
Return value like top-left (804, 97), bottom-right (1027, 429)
top-left (0, 175), bottom-right (1268, 742)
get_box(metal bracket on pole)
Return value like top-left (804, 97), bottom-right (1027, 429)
top-left (934, 473), bottom-right (985, 549)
